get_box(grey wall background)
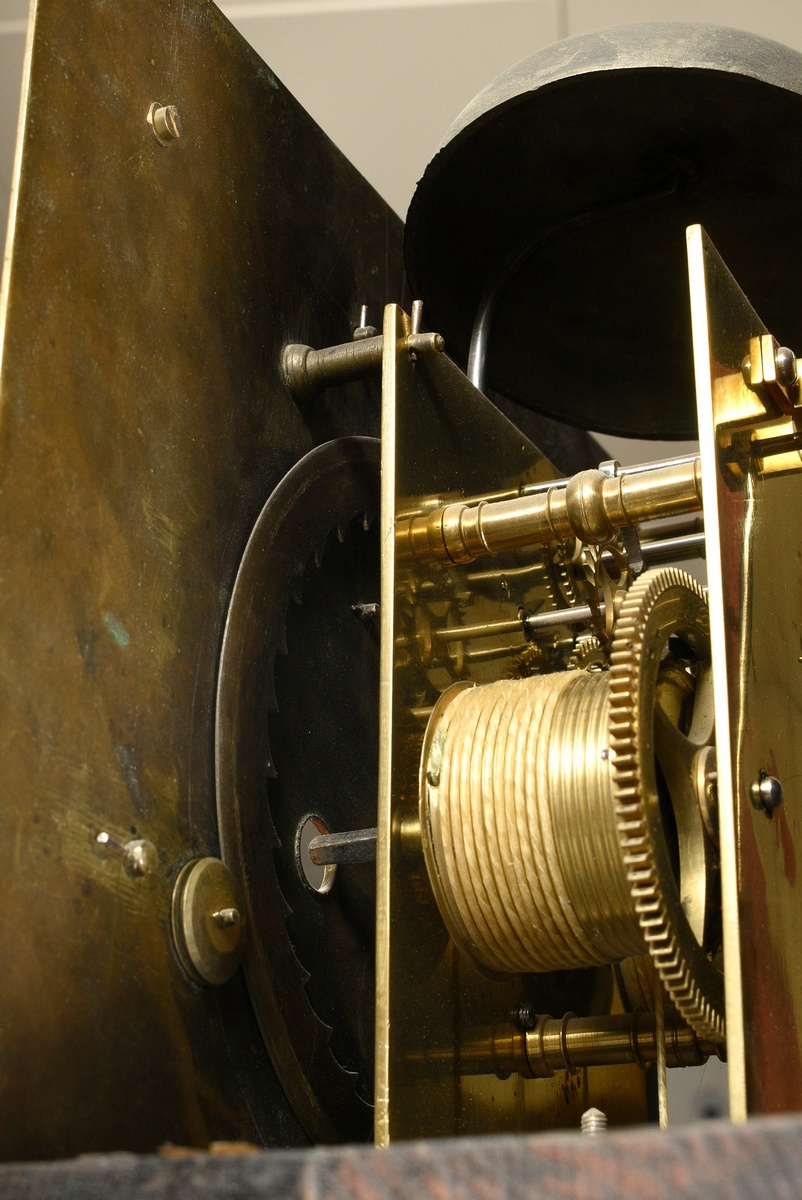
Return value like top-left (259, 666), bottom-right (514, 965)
top-left (0, 0), bottom-right (786, 1127)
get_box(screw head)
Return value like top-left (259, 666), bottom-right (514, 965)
top-left (750, 771), bottom-right (784, 817)
top-left (148, 102), bottom-right (183, 146)
top-left (123, 838), bottom-right (158, 877)
top-left (775, 346), bottom-right (799, 388)
top-left (741, 354), bottom-right (752, 388)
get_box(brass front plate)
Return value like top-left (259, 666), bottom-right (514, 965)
top-left (375, 305), bottom-right (647, 1143)
top-left (0, 0), bottom-right (402, 1159)
top-left (688, 225), bottom-right (802, 1117)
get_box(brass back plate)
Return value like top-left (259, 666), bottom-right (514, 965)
top-left (0, 0), bottom-right (402, 1159)
top-left (688, 224), bottom-right (802, 1116)
top-left (375, 304), bottom-right (647, 1143)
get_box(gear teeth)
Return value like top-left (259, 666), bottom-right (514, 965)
top-left (610, 566), bottom-right (725, 1043)
top-left (269, 502), bottom-right (379, 1103)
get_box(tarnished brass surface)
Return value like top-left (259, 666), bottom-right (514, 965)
top-left (688, 225), bottom-right (802, 1116)
top-left (375, 305), bottom-right (647, 1144)
top-left (282, 332), bottom-right (444, 401)
top-left (0, 0), bottom-right (403, 1160)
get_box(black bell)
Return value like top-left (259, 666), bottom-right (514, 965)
top-left (405, 23), bottom-right (802, 438)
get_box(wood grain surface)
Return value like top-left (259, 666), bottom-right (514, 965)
top-left (3, 1116), bottom-right (802, 1199)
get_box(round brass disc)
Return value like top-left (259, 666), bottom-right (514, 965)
top-left (171, 857), bottom-right (245, 987)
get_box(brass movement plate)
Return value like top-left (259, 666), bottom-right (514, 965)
top-left (0, 0), bottom-right (402, 1159)
top-left (375, 305), bottom-right (647, 1143)
top-left (688, 225), bottom-right (802, 1117)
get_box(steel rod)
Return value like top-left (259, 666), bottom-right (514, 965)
top-left (524, 604), bottom-right (597, 632)
top-left (308, 827), bottom-right (377, 866)
top-left (435, 617), bottom-right (524, 642)
top-left (433, 604), bottom-right (600, 647)
top-left (519, 453), bottom-right (700, 497)
top-left (639, 530), bottom-right (706, 563)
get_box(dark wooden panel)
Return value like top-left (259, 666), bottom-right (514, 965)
top-left (3, 1118), bottom-right (802, 1200)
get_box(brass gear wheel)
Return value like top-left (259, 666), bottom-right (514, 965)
top-left (609, 566), bottom-right (724, 1042)
top-left (216, 437), bottom-right (379, 1143)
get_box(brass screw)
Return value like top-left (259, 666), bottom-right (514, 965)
top-left (148, 102), bottom-right (183, 146)
top-left (212, 907), bottom-right (241, 928)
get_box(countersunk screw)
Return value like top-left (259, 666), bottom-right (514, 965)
top-left (581, 1107), bottom-right (607, 1135)
top-left (148, 102), bottom-right (183, 146)
top-left (750, 770), bottom-right (784, 817)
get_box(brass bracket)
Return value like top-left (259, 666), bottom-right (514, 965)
top-left (742, 333), bottom-right (801, 415)
top-left (282, 315), bottom-right (445, 401)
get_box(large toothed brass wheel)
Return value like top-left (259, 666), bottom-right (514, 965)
top-left (610, 567), bottom-right (724, 1041)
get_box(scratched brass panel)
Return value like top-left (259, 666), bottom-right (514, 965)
top-left (688, 225), bottom-right (802, 1118)
top-left (0, 0), bottom-right (403, 1160)
top-left (375, 305), bottom-right (647, 1143)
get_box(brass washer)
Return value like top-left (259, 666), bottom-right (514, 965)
top-left (171, 857), bottom-right (245, 986)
